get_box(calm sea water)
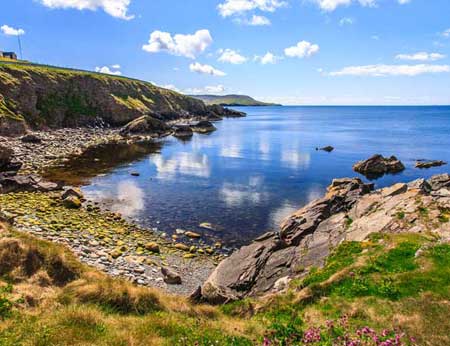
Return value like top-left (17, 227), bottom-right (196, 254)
top-left (72, 106), bottom-right (450, 247)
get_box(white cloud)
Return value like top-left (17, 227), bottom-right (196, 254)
top-left (187, 85), bottom-right (226, 94)
top-left (442, 29), bottom-right (450, 38)
top-left (284, 41), bottom-right (319, 58)
top-left (39, 0), bottom-right (134, 20)
top-left (189, 62), bottom-right (226, 77)
top-left (254, 52), bottom-right (282, 64)
top-left (310, 0), bottom-right (410, 11)
top-left (142, 29), bottom-right (213, 59)
top-left (329, 64), bottom-right (450, 77)
top-left (395, 52), bottom-right (446, 62)
top-left (339, 17), bottom-right (354, 26)
top-left (248, 15), bottom-right (271, 25)
top-left (111, 64), bottom-right (121, 69)
top-left (218, 49), bottom-right (247, 64)
top-left (95, 65), bottom-right (121, 75)
top-left (218, 0), bottom-right (286, 17)
top-left (1, 25), bottom-right (25, 36)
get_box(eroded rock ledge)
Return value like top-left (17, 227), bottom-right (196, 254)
top-left (196, 174), bottom-right (450, 304)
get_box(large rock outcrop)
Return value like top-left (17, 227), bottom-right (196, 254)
top-left (353, 154), bottom-right (405, 178)
top-left (0, 63), bottom-right (245, 134)
top-left (196, 174), bottom-right (450, 304)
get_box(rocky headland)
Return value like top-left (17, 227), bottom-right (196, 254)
top-left (196, 174), bottom-right (450, 303)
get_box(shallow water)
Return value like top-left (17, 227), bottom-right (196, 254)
top-left (50, 106), bottom-right (450, 247)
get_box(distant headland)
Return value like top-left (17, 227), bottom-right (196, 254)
top-left (189, 94), bottom-right (282, 107)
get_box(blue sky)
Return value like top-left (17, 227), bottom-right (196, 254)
top-left (1, 0), bottom-right (450, 105)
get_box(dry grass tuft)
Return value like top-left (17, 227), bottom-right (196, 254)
top-left (62, 272), bottom-right (163, 315)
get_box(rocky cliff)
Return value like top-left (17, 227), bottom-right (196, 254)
top-left (197, 174), bottom-right (450, 303)
top-left (0, 62), bottom-right (238, 135)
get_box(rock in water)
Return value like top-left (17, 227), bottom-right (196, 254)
top-left (173, 126), bottom-right (193, 139)
top-left (120, 115), bottom-right (170, 136)
top-left (161, 267), bottom-right (182, 285)
top-left (191, 121), bottom-right (217, 134)
top-left (353, 154), bottom-right (405, 178)
top-left (317, 146), bottom-right (334, 152)
top-left (415, 160), bottom-right (447, 169)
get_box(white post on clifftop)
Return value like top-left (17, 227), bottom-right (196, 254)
top-left (17, 35), bottom-right (23, 59)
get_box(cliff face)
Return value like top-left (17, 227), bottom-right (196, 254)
top-left (0, 63), bottom-right (216, 134)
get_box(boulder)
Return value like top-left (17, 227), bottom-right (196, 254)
top-left (63, 195), bottom-right (82, 209)
top-left (415, 160), bottom-right (447, 169)
top-left (61, 187), bottom-right (84, 200)
top-left (161, 267), bottom-right (182, 285)
top-left (0, 116), bottom-right (27, 137)
top-left (120, 116), bottom-right (170, 136)
top-left (353, 154), bottom-right (405, 178)
top-left (191, 121), bottom-right (217, 134)
top-left (173, 125), bottom-right (193, 139)
top-left (21, 134), bottom-right (42, 144)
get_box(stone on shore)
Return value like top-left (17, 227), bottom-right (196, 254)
top-left (161, 267), bottom-right (182, 285)
top-left (185, 231), bottom-right (201, 239)
top-left (145, 242), bottom-right (160, 253)
top-left (61, 187), bottom-right (84, 200)
top-left (353, 154), bottom-right (405, 178)
top-left (63, 195), bottom-right (82, 209)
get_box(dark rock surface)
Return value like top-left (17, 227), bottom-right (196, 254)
top-left (353, 154), bottom-right (405, 178)
top-left (195, 174), bottom-right (450, 304)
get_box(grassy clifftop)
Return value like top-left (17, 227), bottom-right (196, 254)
top-left (0, 61), bottom-right (211, 134)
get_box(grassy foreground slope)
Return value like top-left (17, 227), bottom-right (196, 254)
top-left (1, 218), bottom-right (449, 346)
top-left (189, 94), bottom-right (280, 107)
top-left (0, 61), bottom-right (212, 134)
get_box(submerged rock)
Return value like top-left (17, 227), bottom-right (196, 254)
top-left (415, 160), bottom-right (447, 169)
top-left (353, 154), bottom-right (405, 178)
